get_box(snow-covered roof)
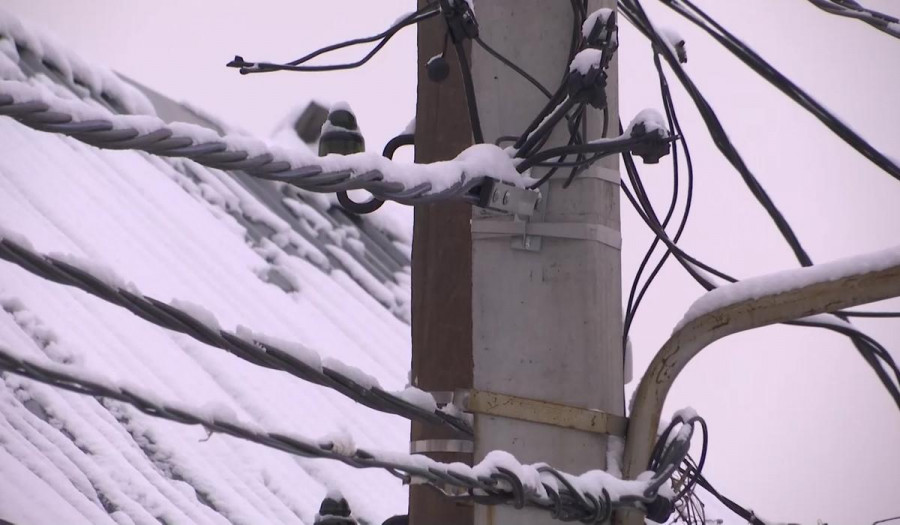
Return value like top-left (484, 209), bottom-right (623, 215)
top-left (0, 10), bottom-right (412, 525)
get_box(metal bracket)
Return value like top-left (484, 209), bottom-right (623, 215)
top-left (410, 439), bottom-right (475, 454)
top-left (476, 180), bottom-right (541, 218)
top-left (471, 220), bottom-right (622, 250)
top-left (457, 389), bottom-right (628, 437)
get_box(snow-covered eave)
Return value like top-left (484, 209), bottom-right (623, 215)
top-left (621, 245), bottom-right (900, 519)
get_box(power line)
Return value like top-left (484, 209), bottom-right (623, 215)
top-left (228, 2), bottom-right (441, 73)
top-left (0, 342), bottom-right (694, 522)
top-left (617, 0), bottom-right (900, 411)
top-left (0, 83), bottom-right (496, 207)
top-left (805, 0), bottom-right (900, 39)
top-left (0, 235), bottom-right (473, 435)
top-left (659, 0), bottom-right (900, 181)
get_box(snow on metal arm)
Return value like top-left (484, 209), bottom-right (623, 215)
top-left (620, 245), bottom-right (900, 525)
top-left (0, 80), bottom-right (528, 206)
top-left (0, 232), bottom-right (472, 435)
top-left (0, 342), bottom-right (683, 522)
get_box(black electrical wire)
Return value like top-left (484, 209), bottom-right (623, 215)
top-left (337, 133), bottom-right (415, 214)
top-left (624, 53), bottom-right (695, 347)
top-left (660, 0), bottom-right (900, 182)
top-left (515, 97), bottom-right (579, 159)
top-left (838, 310), bottom-right (900, 318)
top-left (284, 1), bottom-right (439, 66)
top-left (622, 0), bottom-right (900, 410)
top-left (452, 38), bottom-right (485, 144)
top-left (806, 0), bottom-right (900, 39)
top-left (516, 132), bottom-right (664, 173)
top-left (689, 469), bottom-right (766, 525)
top-left (513, 84), bottom-right (568, 150)
top-left (618, 0), bottom-right (815, 269)
top-left (230, 5), bottom-right (439, 74)
top-left (623, 158), bottom-right (900, 410)
top-left (473, 36), bottom-right (552, 98)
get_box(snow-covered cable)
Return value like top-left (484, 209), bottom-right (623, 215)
top-left (0, 80), bottom-right (528, 207)
top-left (0, 342), bottom-right (683, 522)
top-left (0, 235), bottom-right (473, 435)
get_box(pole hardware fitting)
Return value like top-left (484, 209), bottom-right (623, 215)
top-left (476, 180), bottom-right (541, 218)
top-left (410, 439), bottom-right (475, 455)
top-left (456, 389), bottom-right (628, 437)
top-left (567, 65), bottom-right (609, 110)
top-left (568, 11), bottom-right (618, 109)
top-left (471, 218), bottom-right (622, 251)
top-left (585, 10), bottom-right (619, 51)
top-left (627, 126), bottom-right (670, 165)
top-left (440, 0), bottom-right (479, 44)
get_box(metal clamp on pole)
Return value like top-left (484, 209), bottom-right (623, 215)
top-left (471, 219), bottom-right (622, 251)
top-left (476, 179), bottom-right (541, 218)
top-left (457, 389), bottom-right (628, 437)
top-left (410, 439), bottom-right (475, 454)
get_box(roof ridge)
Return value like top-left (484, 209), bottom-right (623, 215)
top-left (0, 7), bottom-right (155, 116)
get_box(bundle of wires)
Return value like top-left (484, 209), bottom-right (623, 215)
top-left (618, 0), bottom-right (900, 409)
top-left (227, 0), bottom-right (669, 191)
top-left (227, 2), bottom-right (440, 73)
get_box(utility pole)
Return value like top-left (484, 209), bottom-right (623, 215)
top-left (408, 1), bottom-right (475, 525)
top-left (469, 2), bottom-right (622, 525)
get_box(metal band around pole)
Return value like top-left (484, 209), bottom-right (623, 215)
top-left (410, 439), bottom-right (475, 454)
top-left (462, 389), bottom-right (627, 437)
top-left (471, 220), bottom-right (622, 250)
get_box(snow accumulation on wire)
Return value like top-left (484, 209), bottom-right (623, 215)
top-left (0, 78), bottom-right (530, 197)
top-left (0, 340), bottom-right (664, 513)
top-left (0, 230), bottom-right (456, 427)
top-left (675, 245), bottom-right (900, 331)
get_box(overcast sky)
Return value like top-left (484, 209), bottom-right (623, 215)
top-left (4, 1), bottom-right (900, 523)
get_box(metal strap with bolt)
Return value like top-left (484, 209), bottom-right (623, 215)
top-left (459, 389), bottom-right (628, 437)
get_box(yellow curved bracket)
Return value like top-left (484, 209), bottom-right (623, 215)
top-left (618, 253), bottom-right (900, 524)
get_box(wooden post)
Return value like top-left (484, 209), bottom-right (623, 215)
top-left (408, 2), bottom-right (475, 524)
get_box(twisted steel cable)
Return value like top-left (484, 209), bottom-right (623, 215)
top-left (0, 343), bottom-right (685, 522)
top-left (806, 0), bottom-right (900, 39)
top-left (0, 81), bottom-right (509, 207)
top-left (0, 236), bottom-right (472, 435)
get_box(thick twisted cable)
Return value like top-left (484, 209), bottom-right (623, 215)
top-left (0, 87), bottom-right (487, 206)
top-left (0, 343), bottom-right (677, 521)
top-left (805, 0), bottom-right (900, 39)
top-left (0, 236), bottom-right (473, 435)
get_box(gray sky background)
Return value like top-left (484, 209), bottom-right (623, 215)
top-left (4, 1), bottom-right (899, 523)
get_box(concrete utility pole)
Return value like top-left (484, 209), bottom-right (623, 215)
top-left (469, 1), bottom-right (622, 525)
top-left (409, 2), bottom-right (475, 525)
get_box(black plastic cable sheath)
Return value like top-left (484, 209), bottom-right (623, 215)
top-left (240, 10), bottom-right (438, 73)
top-left (286, 2), bottom-right (440, 66)
top-left (625, 55), bottom-right (695, 344)
top-left (619, 0), bottom-right (815, 268)
top-left (474, 37), bottom-right (552, 98)
top-left (454, 39), bottom-right (485, 144)
top-left (666, 0), bottom-right (900, 181)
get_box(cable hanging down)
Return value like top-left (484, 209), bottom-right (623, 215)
top-left (618, 0), bottom-right (900, 411)
top-left (227, 2), bottom-right (441, 73)
top-left (0, 341), bottom-right (700, 523)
